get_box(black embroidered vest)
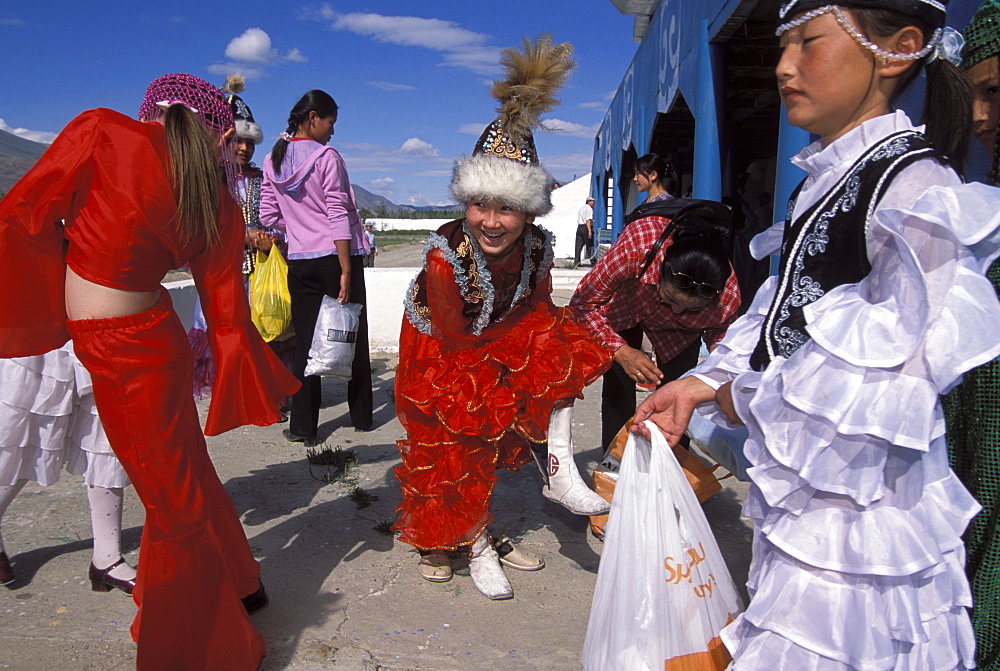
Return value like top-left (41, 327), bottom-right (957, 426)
top-left (404, 219), bottom-right (553, 336)
top-left (749, 130), bottom-right (942, 371)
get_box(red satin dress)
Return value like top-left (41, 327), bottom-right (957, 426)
top-left (0, 108), bottom-right (300, 670)
top-left (393, 219), bottom-right (611, 550)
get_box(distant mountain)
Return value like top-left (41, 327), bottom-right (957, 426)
top-left (0, 129), bottom-right (47, 195)
top-left (352, 184), bottom-right (458, 214)
top-left (0, 132), bottom-right (458, 212)
top-left (352, 184), bottom-right (400, 213)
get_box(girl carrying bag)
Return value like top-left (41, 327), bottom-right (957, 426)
top-left (583, 421), bottom-right (742, 671)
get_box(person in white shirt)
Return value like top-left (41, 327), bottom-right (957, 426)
top-left (575, 196), bottom-right (594, 267)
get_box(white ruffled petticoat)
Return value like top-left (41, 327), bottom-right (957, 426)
top-left (694, 182), bottom-right (1000, 670)
top-left (0, 342), bottom-right (127, 489)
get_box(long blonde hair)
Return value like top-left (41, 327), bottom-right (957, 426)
top-left (161, 103), bottom-right (224, 247)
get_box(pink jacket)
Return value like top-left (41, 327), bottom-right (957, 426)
top-left (260, 139), bottom-right (369, 259)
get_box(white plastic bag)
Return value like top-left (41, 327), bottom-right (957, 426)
top-left (303, 298), bottom-right (362, 379)
top-left (583, 420), bottom-right (743, 671)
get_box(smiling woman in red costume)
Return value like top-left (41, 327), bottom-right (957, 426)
top-left (393, 35), bottom-right (612, 601)
top-left (0, 73), bottom-right (299, 670)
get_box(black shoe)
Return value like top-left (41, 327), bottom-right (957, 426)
top-left (89, 557), bottom-right (136, 595)
top-left (283, 429), bottom-right (318, 446)
top-left (242, 579), bottom-right (269, 615)
top-left (0, 551), bottom-right (14, 586)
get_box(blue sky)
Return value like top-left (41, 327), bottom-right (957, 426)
top-left (1, 1), bottom-right (637, 206)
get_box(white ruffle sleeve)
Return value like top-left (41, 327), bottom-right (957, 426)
top-left (701, 182), bottom-right (1000, 670)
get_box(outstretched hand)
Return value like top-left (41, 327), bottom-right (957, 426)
top-left (631, 376), bottom-right (715, 446)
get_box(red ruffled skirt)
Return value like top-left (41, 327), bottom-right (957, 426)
top-left (393, 304), bottom-right (611, 550)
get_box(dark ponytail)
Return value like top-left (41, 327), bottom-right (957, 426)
top-left (634, 153), bottom-right (681, 195)
top-left (852, 9), bottom-right (972, 173)
top-left (270, 89), bottom-right (339, 173)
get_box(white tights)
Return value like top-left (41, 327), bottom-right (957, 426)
top-left (0, 480), bottom-right (135, 580)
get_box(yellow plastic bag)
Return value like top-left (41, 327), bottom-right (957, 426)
top-left (249, 246), bottom-right (294, 342)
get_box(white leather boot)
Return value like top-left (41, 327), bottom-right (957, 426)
top-left (541, 406), bottom-right (612, 515)
top-left (469, 535), bottom-right (512, 600)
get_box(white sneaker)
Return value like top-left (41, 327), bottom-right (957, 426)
top-left (541, 406), bottom-right (612, 516)
top-left (468, 535), bottom-right (512, 600)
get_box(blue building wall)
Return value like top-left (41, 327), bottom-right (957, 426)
top-left (593, 0), bottom-right (985, 244)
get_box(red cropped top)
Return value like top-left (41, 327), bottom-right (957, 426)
top-left (0, 107), bottom-right (299, 434)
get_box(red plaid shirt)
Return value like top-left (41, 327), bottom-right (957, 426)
top-left (568, 216), bottom-right (741, 361)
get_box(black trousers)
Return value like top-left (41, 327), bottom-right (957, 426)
top-left (600, 325), bottom-right (701, 450)
top-left (575, 225), bottom-right (591, 266)
top-left (287, 253), bottom-right (373, 438)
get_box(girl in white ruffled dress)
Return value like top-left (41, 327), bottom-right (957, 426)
top-left (634, 1), bottom-right (1000, 668)
top-left (0, 343), bottom-right (136, 592)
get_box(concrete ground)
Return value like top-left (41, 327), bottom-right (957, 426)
top-left (0, 247), bottom-right (753, 671)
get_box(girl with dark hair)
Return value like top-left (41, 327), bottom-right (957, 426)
top-left (942, 4), bottom-right (1000, 667)
top-left (0, 73), bottom-right (298, 669)
top-left (632, 152), bottom-right (680, 202)
top-left (569, 204), bottom-right (741, 453)
top-left (635, 1), bottom-right (1000, 666)
top-left (260, 90), bottom-right (373, 444)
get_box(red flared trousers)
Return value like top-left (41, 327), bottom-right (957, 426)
top-left (68, 291), bottom-right (264, 670)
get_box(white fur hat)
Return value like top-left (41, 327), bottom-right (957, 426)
top-left (235, 118), bottom-right (263, 144)
top-left (450, 153), bottom-right (554, 215)
top-left (449, 34), bottom-right (573, 216)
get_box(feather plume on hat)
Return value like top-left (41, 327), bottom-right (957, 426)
top-left (451, 34), bottom-right (575, 215)
top-left (490, 34), bottom-right (575, 149)
top-left (222, 74), bottom-right (246, 95)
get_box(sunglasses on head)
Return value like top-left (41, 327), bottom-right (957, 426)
top-left (663, 266), bottom-right (722, 299)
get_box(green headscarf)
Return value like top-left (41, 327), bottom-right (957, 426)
top-left (961, 0), bottom-right (1000, 69)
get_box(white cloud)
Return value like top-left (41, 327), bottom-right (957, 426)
top-left (311, 6), bottom-right (501, 76)
top-left (400, 137), bottom-right (439, 157)
top-left (541, 118), bottom-right (600, 139)
top-left (0, 118), bottom-right (56, 144)
top-left (206, 63), bottom-right (266, 80)
top-left (579, 90), bottom-right (617, 111)
top-left (369, 81), bottom-right (417, 91)
top-left (538, 151), bottom-right (594, 177)
top-left (371, 177), bottom-right (396, 189)
top-left (215, 28), bottom-right (306, 76)
top-left (225, 28), bottom-right (275, 64)
top-left (405, 193), bottom-right (454, 207)
top-left (338, 140), bottom-right (452, 175)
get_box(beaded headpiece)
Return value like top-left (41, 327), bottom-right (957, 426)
top-left (779, 0), bottom-right (948, 27)
top-left (960, 0), bottom-right (1000, 68)
top-left (450, 34), bottom-right (574, 215)
top-left (222, 74), bottom-right (263, 145)
top-left (139, 73), bottom-right (234, 134)
top-left (139, 73), bottom-right (238, 194)
top-left (777, 4), bottom-right (949, 62)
